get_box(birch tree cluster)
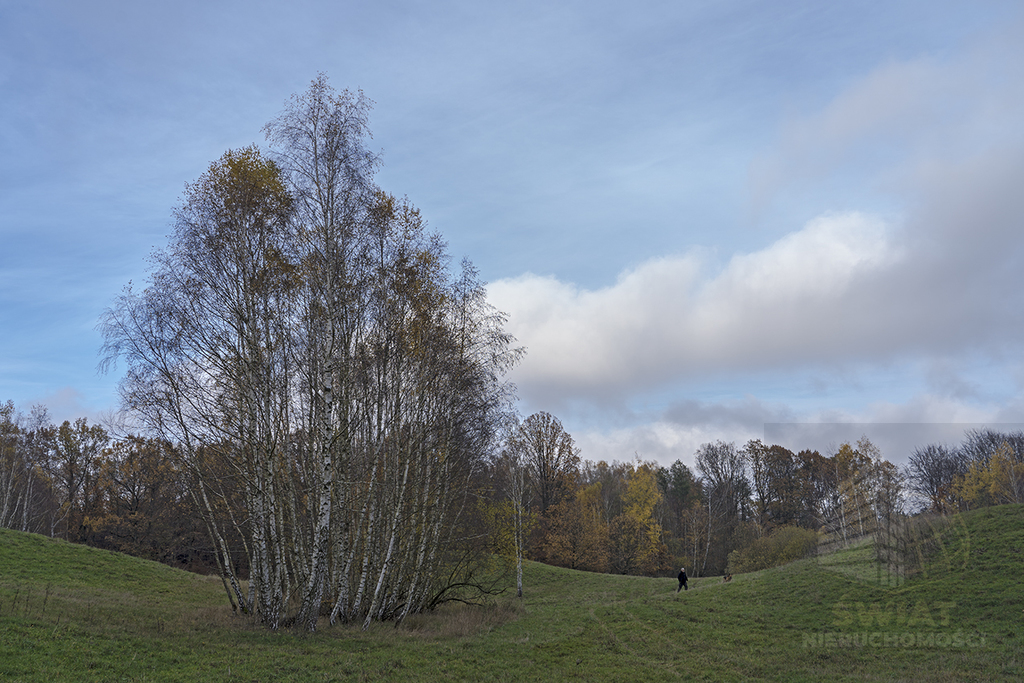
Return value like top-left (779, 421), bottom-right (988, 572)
top-left (100, 75), bottom-right (520, 631)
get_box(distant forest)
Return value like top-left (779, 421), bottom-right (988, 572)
top-left (3, 398), bottom-right (1021, 585)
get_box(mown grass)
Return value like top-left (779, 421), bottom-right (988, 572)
top-left (2, 505), bottom-right (1022, 681)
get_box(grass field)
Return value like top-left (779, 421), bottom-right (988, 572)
top-left (1, 505), bottom-right (1022, 681)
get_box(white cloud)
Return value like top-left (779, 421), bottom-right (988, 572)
top-left (489, 210), bottom-right (903, 403)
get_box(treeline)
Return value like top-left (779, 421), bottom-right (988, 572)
top-left (6, 397), bottom-right (1023, 597)
top-left (486, 415), bottom-right (902, 578)
top-left (0, 402), bottom-right (213, 569)
top-left (489, 417), bottom-right (1024, 579)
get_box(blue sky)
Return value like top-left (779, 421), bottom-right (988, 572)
top-left (3, 0), bottom-right (1024, 467)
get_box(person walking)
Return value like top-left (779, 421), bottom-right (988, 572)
top-left (677, 567), bottom-right (688, 592)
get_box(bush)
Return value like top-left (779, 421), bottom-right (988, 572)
top-left (727, 526), bottom-right (818, 574)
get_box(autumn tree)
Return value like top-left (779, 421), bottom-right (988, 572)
top-left (101, 143), bottom-right (297, 624)
top-left (954, 440), bottom-right (1024, 508)
top-left (745, 439), bottom-right (771, 530)
top-left (906, 429), bottom-right (1024, 514)
top-left (815, 437), bottom-right (909, 558)
top-left (868, 457), bottom-right (906, 579)
top-left (794, 448), bottom-right (833, 529)
top-left (47, 418), bottom-right (109, 540)
top-left (0, 401), bottom-right (32, 531)
top-left (819, 441), bottom-right (875, 547)
top-left (744, 440), bottom-right (832, 532)
top-left (0, 403), bottom-right (218, 570)
top-left (0, 404), bottom-right (58, 534)
top-left (507, 412), bottom-right (580, 517)
top-left (609, 462), bottom-right (669, 575)
top-left (101, 76), bottom-right (519, 631)
top-left (583, 459), bottom-right (630, 523)
top-left (745, 440), bottom-right (800, 531)
top-left (87, 436), bottom-right (188, 562)
top-left (655, 459), bottom-right (698, 561)
top-left (263, 76), bottom-right (380, 630)
top-left (959, 428), bottom-right (1024, 465)
top-left (539, 481), bottom-right (610, 572)
top-left (678, 498), bottom-right (709, 578)
top-left (483, 463), bottom-right (535, 596)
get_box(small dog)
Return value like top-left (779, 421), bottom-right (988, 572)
top-left (722, 573), bottom-right (732, 583)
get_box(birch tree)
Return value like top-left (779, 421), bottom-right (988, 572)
top-left (492, 438), bottom-right (532, 597)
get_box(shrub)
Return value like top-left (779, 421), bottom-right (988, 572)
top-left (727, 526), bottom-right (818, 574)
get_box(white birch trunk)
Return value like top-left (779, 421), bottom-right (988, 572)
top-left (397, 455), bottom-right (434, 624)
top-left (363, 456), bottom-right (410, 630)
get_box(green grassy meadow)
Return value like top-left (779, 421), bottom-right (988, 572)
top-left (2, 505), bottom-right (1022, 681)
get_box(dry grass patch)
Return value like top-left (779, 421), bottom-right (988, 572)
top-left (398, 597), bottom-right (525, 638)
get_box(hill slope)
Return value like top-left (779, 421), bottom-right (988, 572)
top-left (1, 505), bottom-right (1022, 681)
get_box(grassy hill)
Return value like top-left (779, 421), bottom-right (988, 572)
top-left (2, 505), bottom-right (1022, 682)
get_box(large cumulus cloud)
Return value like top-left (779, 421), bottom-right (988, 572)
top-left (489, 211), bottom-right (903, 398)
top-left (489, 22), bottom-right (1024, 465)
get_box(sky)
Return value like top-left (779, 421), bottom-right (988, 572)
top-left (3, 0), bottom-right (1024, 469)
